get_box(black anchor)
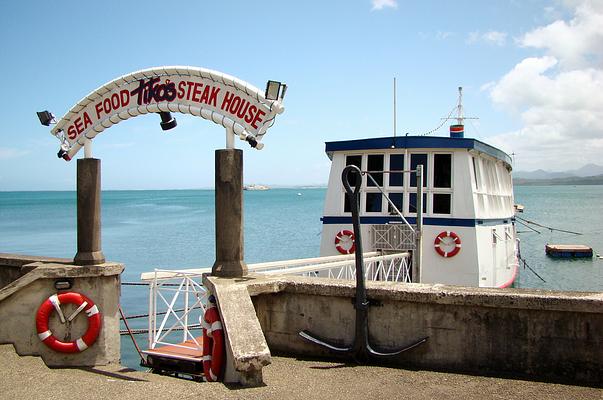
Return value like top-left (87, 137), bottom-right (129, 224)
top-left (299, 165), bottom-right (428, 362)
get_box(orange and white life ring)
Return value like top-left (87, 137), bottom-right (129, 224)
top-left (35, 292), bottom-right (101, 353)
top-left (202, 297), bottom-right (224, 382)
top-left (434, 231), bottom-right (462, 258)
top-left (334, 229), bottom-right (355, 254)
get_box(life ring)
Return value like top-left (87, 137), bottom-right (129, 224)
top-left (434, 231), bottom-right (462, 258)
top-left (335, 229), bottom-right (355, 254)
top-left (35, 292), bottom-right (101, 353)
top-left (202, 296), bottom-right (224, 382)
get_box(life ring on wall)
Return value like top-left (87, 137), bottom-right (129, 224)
top-left (202, 296), bottom-right (224, 382)
top-left (434, 231), bottom-right (462, 258)
top-left (334, 229), bottom-right (356, 254)
top-left (35, 292), bottom-right (101, 353)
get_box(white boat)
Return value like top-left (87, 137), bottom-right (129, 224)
top-left (318, 88), bottom-right (518, 288)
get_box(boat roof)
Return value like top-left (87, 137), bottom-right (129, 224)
top-left (325, 135), bottom-right (512, 166)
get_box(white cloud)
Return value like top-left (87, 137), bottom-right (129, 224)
top-left (467, 30), bottom-right (508, 46)
top-left (371, 0), bottom-right (397, 11)
top-left (0, 147), bottom-right (28, 160)
top-left (485, 0), bottom-right (603, 171)
top-left (436, 31), bottom-right (454, 40)
top-left (519, 1), bottom-right (603, 69)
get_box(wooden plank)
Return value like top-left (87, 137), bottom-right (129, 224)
top-left (142, 338), bottom-right (204, 362)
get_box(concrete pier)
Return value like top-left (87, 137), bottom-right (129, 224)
top-left (0, 253), bottom-right (123, 367)
top-left (212, 149), bottom-right (247, 277)
top-left (1, 344), bottom-right (601, 399)
top-left (74, 158), bottom-right (105, 266)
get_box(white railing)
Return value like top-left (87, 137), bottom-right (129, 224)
top-left (257, 252), bottom-right (412, 283)
top-left (140, 252), bottom-right (412, 352)
top-left (145, 270), bottom-right (209, 351)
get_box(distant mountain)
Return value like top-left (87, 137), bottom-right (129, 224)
top-left (514, 174), bottom-right (603, 186)
top-left (571, 163), bottom-right (603, 177)
top-left (514, 164), bottom-right (603, 180)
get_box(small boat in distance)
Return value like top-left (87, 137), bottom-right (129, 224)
top-left (244, 184), bottom-right (270, 191)
top-left (318, 87), bottom-right (519, 288)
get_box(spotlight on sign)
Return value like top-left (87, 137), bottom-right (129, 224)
top-left (158, 112), bottom-right (177, 131)
top-left (37, 110), bottom-right (56, 126)
top-left (265, 80), bottom-right (287, 101)
top-left (245, 135), bottom-right (264, 150)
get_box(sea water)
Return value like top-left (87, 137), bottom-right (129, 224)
top-left (1, 186), bottom-right (601, 368)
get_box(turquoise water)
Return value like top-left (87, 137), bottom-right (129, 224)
top-left (1, 186), bottom-right (601, 368)
top-left (513, 185), bottom-right (603, 292)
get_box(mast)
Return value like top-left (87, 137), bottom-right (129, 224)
top-left (457, 86), bottom-right (464, 125)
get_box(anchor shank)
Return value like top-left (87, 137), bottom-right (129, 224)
top-left (342, 165), bottom-right (370, 360)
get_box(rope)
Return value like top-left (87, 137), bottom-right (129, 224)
top-left (515, 218), bottom-right (541, 234)
top-left (417, 105), bottom-right (457, 136)
top-left (518, 255), bottom-right (546, 283)
top-left (119, 305), bottom-right (145, 362)
top-left (515, 216), bottom-right (582, 235)
top-left (120, 306), bottom-right (203, 321)
top-left (120, 324), bottom-right (202, 335)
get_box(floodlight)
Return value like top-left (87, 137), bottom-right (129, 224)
top-left (245, 135), bottom-right (264, 150)
top-left (37, 110), bottom-right (56, 126)
top-left (265, 80), bottom-right (282, 100)
top-left (279, 84), bottom-right (287, 100)
top-left (159, 112), bottom-right (177, 131)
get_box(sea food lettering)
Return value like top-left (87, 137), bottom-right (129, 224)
top-left (66, 112), bottom-right (93, 140)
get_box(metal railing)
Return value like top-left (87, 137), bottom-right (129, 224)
top-left (145, 270), bottom-right (209, 352)
top-left (139, 251), bottom-right (412, 352)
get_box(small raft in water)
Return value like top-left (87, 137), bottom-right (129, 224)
top-left (545, 244), bottom-right (593, 258)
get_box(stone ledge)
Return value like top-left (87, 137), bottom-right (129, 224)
top-left (242, 275), bottom-right (603, 314)
top-left (0, 262), bottom-right (124, 302)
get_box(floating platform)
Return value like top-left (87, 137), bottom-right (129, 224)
top-left (545, 244), bottom-right (593, 258)
top-left (141, 338), bottom-right (204, 379)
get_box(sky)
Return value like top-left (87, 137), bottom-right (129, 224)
top-left (1, 0), bottom-right (602, 190)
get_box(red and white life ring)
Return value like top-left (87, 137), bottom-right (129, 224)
top-left (434, 231), bottom-right (462, 258)
top-left (35, 292), bottom-right (101, 353)
top-left (202, 298), bottom-right (224, 382)
top-left (334, 229), bottom-right (355, 254)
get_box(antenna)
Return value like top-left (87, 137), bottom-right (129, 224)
top-left (393, 77), bottom-right (397, 138)
top-left (457, 86), bottom-right (464, 125)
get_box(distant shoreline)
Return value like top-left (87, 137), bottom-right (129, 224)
top-left (514, 174), bottom-right (603, 186)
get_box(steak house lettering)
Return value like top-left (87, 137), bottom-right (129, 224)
top-left (65, 77), bottom-right (267, 140)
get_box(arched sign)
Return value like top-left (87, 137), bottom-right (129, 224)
top-left (49, 66), bottom-right (284, 160)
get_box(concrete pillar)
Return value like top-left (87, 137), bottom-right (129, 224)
top-left (74, 158), bottom-right (105, 266)
top-left (212, 149), bottom-right (248, 277)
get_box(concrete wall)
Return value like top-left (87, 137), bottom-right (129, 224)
top-left (0, 254), bottom-right (123, 367)
top-left (249, 277), bottom-right (602, 385)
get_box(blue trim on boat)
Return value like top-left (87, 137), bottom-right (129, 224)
top-left (324, 136), bottom-right (512, 166)
top-left (320, 216), bottom-right (514, 227)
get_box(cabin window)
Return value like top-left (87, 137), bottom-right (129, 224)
top-left (389, 154), bottom-right (404, 187)
top-left (472, 156), bottom-right (479, 190)
top-left (365, 192), bottom-right (382, 213)
top-left (432, 193), bottom-right (451, 214)
top-left (345, 155), bottom-right (362, 188)
top-left (410, 154), bottom-right (428, 187)
top-left (433, 154), bottom-right (452, 188)
top-left (367, 154), bottom-right (384, 187)
top-left (409, 193), bottom-right (427, 214)
top-left (387, 192), bottom-right (404, 214)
